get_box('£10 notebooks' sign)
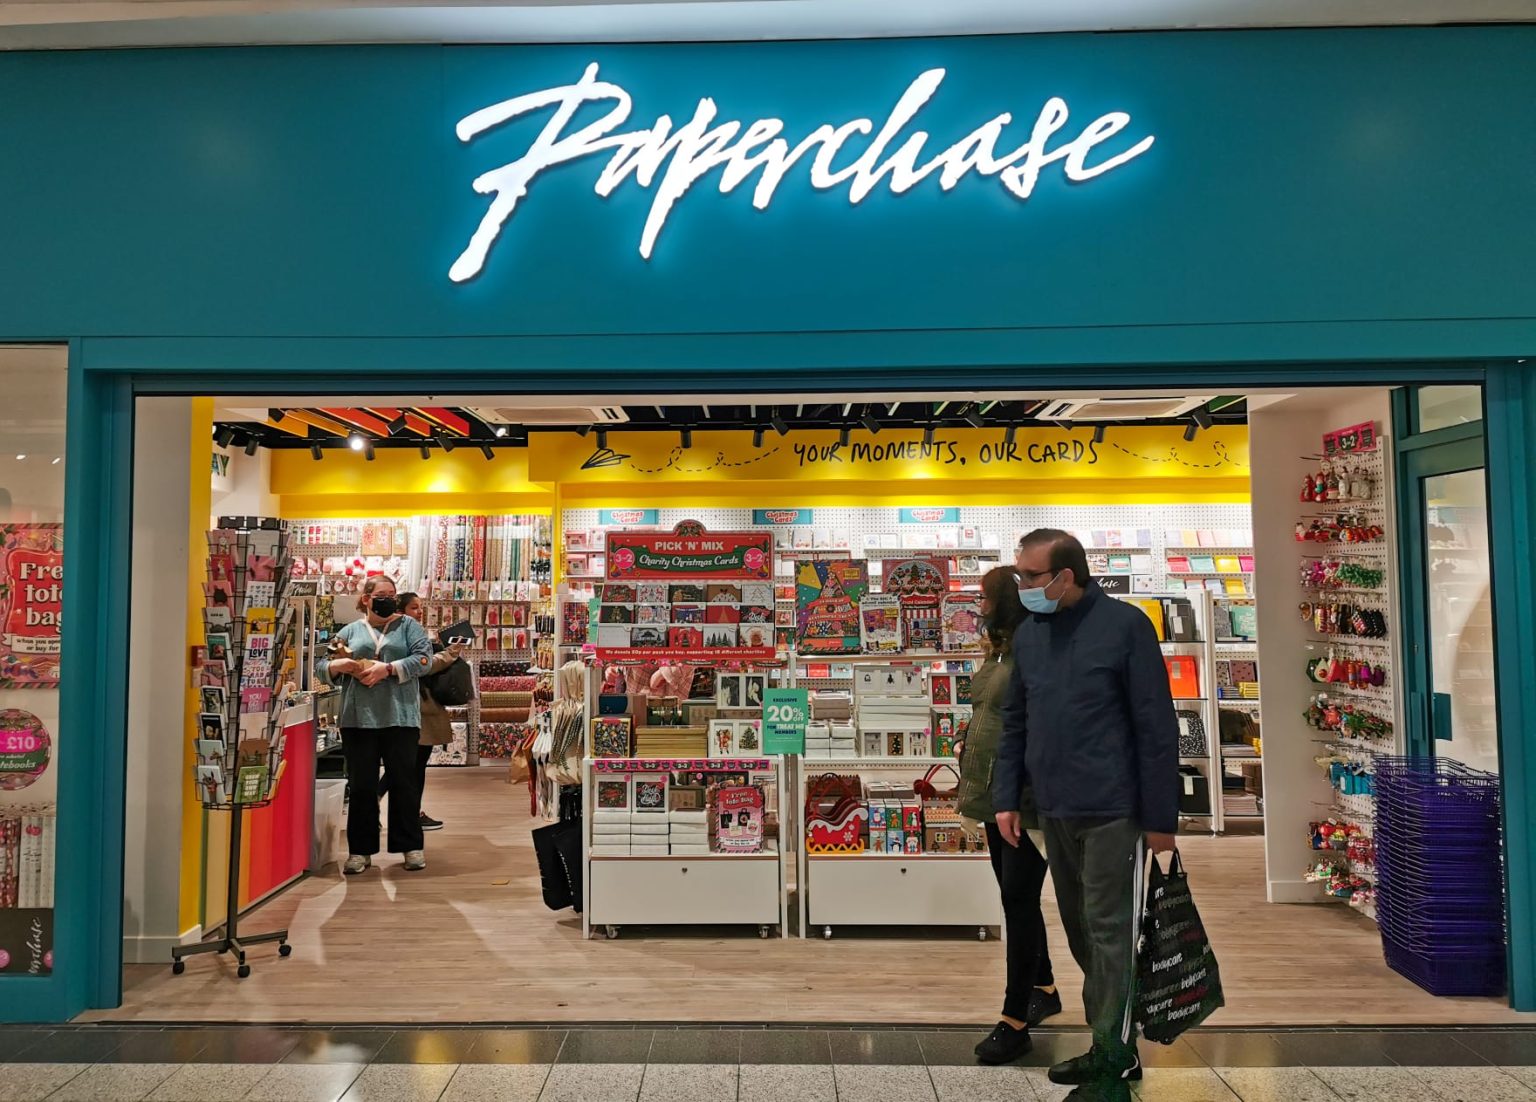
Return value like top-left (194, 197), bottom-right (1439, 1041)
top-left (450, 63), bottom-right (1156, 278)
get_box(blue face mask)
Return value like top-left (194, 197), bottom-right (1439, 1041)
top-left (1018, 571), bottom-right (1065, 615)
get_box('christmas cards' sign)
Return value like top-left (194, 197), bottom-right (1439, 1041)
top-left (605, 522), bottom-right (773, 581)
top-left (0, 525), bottom-right (62, 689)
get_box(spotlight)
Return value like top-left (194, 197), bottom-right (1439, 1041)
top-left (963, 408), bottom-right (985, 429)
top-left (861, 411), bottom-right (881, 435)
top-left (268, 408), bottom-right (286, 423)
top-left (596, 428), bottom-right (608, 449)
top-left (923, 424), bottom-right (936, 446)
top-left (680, 428), bottom-right (693, 449)
top-left (213, 424), bottom-right (237, 448)
top-left (1004, 424), bottom-right (1017, 447)
top-left (480, 444), bottom-right (495, 460)
top-left (309, 444), bottom-right (324, 460)
top-left (752, 427), bottom-right (765, 448)
top-left (1093, 424), bottom-right (1107, 444)
top-left (1183, 422), bottom-right (1199, 441)
top-left (244, 437), bottom-right (260, 457)
top-left (494, 426), bottom-right (508, 438)
top-left (437, 433), bottom-right (457, 454)
top-left (364, 440), bottom-right (376, 461)
top-left (770, 413), bottom-right (789, 436)
top-left (577, 424), bottom-right (592, 437)
top-left (386, 415), bottom-right (409, 437)
top-left (51, 457), bottom-right (61, 465)
top-left (14, 455), bottom-right (23, 461)
top-left (348, 432), bottom-right (366, 451)
top-left (839, 426), bottom-right (851, 447)
top-left (1192, 406), bottom-right (1214, 430)
top-left (419, 445), bottom-right (431, 460)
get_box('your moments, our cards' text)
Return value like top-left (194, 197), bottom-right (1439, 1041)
top-left (450, 63), bottom-right (1155, 280)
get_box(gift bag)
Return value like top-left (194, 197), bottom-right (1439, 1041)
top-left (531, 817), bottom-right (583, 913)
top-left (1136, 849), bottom-right (1224, 1042)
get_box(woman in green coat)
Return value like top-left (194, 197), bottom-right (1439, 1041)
top-left (957, 565), bottom-right (1060, 1063)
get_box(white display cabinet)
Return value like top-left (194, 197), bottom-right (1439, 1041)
top-left (796, 756), bottom-right (1002, 940)
top-left (582, 756), bottom-right (790, 941)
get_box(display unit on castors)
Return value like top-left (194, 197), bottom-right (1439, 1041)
top-left (798, 757), bottom-right (1001, 940)
top-left (176, 520), bottom-right (296, 979)
top-left (582, 755), bottom-right (788, 941)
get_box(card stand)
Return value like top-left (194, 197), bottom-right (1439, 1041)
top-left (180, 525), bottom-right (294, 978)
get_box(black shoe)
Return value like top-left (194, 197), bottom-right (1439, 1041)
top-left (1065, 1081), bottom-right (1132, 1102)
top-left (1027, 987), bottom-right (1063, 1026)
top-left (973, 1021), bottom-right (1032, 1065)
top-left (1048, 1045), bottom-right (1141, 1086)
top-left (420, 812), bottom-right (444, 831)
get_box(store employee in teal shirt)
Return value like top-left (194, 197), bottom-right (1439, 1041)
top-left (317, 575), bottom-right (435, 874)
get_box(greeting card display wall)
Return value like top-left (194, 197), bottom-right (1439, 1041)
top-left (582, 756), bottom-right (788, 940)
top-left (1295, 428), bottom-right (1401, 920)
top-left (797, 756), bottom-right (1001, 940)
top-left (177, 522), bottom-right (295, 978)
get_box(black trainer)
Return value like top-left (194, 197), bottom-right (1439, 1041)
top-left (973, 1022), bottom-right (1032, 1065)
top-left (1048, 1044), bottom-right (1141, 1086)
top-left (419, 812), bottom-right (444, 831)
top-left (1027, 987), bottom-right (1063, 1026)
top-left (1065, 1081), bottom-right (1132, 1102)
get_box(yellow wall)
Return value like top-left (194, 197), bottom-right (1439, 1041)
top-left (180, 399), bottom-right (213, 935)
top-left (268, 425), bottom-right (1251, 511)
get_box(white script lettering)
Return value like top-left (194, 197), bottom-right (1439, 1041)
top-left (449, 63), bottom-right (1155, 281)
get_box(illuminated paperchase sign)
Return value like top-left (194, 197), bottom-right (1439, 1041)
top-left (450, 63), bottom-right (1155, 280)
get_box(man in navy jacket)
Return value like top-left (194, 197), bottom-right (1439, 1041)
top-left (993, 529), bottom-right (1179, 1102)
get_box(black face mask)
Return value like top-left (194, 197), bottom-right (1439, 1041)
top-left (370, 595), bottom-right (399, 618)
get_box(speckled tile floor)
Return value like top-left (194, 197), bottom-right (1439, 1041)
top-left (2, 1026), bottom-right (1536, 1100)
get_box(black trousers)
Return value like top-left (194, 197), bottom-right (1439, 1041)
top-left (342, 726), bottom-right (423, 855)
top-left (985, 822), bottom-right (1055, 1021)
top-left (378, 743), bottom-right (433, 806)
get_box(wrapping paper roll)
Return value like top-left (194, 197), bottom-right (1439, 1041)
top-left (480, 707), bottom-right (533, 724)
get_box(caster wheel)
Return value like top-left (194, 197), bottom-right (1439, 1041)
top-left (823, 926), bottom-right (833, 940)
top-left (759, 925), bottom-right (770, 939)
top-left (172, 960), bottom-right (186, 975)
top-left (278, 943), bottom-right (292, 958)
top-left (237, 964), bottom-right (251, 979)
top-left (605, 925), bottom-right (619, 940)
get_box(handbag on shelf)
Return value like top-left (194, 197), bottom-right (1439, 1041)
top-left (912, 762), bottom-right (961, 803)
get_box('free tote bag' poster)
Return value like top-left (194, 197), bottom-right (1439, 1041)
top-left (0, 524), bottom-right (61, 975)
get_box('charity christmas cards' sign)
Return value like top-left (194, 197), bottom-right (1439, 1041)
top-left (0, 525), bottom-right (62, 689)
top-left (596, 522), bottom-right (776, 662)
top-left (605, 522), bottom-right (773, 582)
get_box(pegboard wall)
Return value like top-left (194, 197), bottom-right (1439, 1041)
top-left (563, 503), bottom-right (1255, 594)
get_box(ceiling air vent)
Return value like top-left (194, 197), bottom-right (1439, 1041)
top-left (468, 406), bottom-right (630, 426)
top-left (1036, 396), bottom-right (1215, 422)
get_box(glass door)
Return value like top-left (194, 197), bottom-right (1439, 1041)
top-left (1403, 437), bottom-right (1499, 772)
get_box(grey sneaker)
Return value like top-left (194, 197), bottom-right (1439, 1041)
top-left (342, 854), bottom-right (371, 875)
top-left (404, 849), bottom-right (427, 871)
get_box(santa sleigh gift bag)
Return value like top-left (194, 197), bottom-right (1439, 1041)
top-left (805, 773), bottom-right (867, 854)
top-left (1136, 849), bottom-right (1225, 1042)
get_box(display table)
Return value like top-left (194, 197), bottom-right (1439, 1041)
top-left (797, 756), bottom-right (1003, 939)
top-left (583, 757), bottom-right (789, 940)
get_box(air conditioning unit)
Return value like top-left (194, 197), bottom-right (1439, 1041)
top-left (1036, 396), bottom-right (1215, 422)
top-left (467, 405), bottom-right (630, 426)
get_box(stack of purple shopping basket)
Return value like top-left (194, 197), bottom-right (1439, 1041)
top-left (1374, 755), bottom-right (1506, 996)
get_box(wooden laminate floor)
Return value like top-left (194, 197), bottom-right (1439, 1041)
top-left (102, 765), bottom-right (1525, 1026)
